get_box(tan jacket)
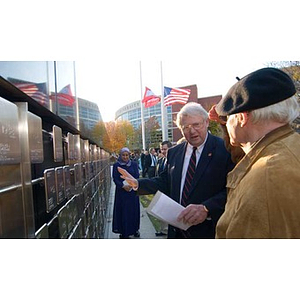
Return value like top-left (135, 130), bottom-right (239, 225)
top-left (216, 125), bottom-right (300, 238)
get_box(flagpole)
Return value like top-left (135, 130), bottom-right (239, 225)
top-left (139, 61), bottom-right (146, 150)
top-left (160, 61), bottom-right (168, 141)
top-left (73, 61), bottom-right (80, 131)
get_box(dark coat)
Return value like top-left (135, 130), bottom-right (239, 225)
top-left (112, 161), bottom-right (140, 237)
top-left (156, 157), bottom-right (166, 176)
top-left (140, 153), bottom-right (146, 168)
top-left (144, 154), bottom-right (157, 178)
top-left (137, 133), bottom-right (234, 238)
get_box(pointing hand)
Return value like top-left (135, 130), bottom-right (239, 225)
top-left (118, 167), bottom-right (138, 189)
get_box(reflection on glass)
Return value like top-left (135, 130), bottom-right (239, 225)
top-left (0, 61), bottom-right (77, 129)
top-left (55, 61), bottom-right (77, 128)
top-left (0, 61), bottom-right (50, 109)
top-left (0, 62), bottom-right (102, 135)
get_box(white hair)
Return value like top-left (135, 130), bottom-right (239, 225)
top-left (249, 95), bottom-right (299, 125)
top-left (176, 102), bottom-right (208, 128)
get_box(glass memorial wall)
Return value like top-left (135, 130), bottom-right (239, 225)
top-left (0, 62), bottom-right (111, 238)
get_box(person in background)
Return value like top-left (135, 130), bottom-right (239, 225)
top-left (155, 140), bottom-right (173, 237)
top-left (118, 102), bottom-right (234, 239)
top-left (144, 147), bottom-right (157, 178)
top-left (130, 152), bottom-right (137, 163)
top-left (112, 147), bottom-right (140, 239)
top-left (211, 67), bottom-right (300, 238)
top-left (157, 150), bottom-right (163, 160)
top-left (156, 141), bottom-right (172, 176)
top-left (141, 150), bottom-right (148, 178)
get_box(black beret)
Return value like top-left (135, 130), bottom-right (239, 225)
top-left (215, 67), bottom-right (296, 116)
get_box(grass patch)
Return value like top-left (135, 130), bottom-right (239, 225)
top-left (139, 194), bottom-right (161, 232)
top-left (139, 194), bottom-right (153, 207)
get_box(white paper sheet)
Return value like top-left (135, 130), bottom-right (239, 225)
top-left (146, 191), bottom-right (191, 231)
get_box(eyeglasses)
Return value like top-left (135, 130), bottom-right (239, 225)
top-left (181, 122), bottom-right (205, 131)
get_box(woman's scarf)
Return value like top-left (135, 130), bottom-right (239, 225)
top-left (117, 147), bottom-right (132, 167)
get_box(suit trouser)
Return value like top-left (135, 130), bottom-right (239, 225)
top-left (142, 167), bottom-right (147, 178)
top-left (147, 166), bottom-right (156, 178)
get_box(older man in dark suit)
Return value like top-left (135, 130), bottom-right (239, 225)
top-left (144, 147), bottom-right (157, 178)
top-left (119, 102), bottom-right (234, 238)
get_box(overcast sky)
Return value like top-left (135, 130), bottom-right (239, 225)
top-left (75, 59), bottom-right (268, 121)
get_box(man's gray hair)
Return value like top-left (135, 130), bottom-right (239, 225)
top-left (250, 95), bottom-right (299, 125)
top-left (176, 102), bottom-right (208, 128)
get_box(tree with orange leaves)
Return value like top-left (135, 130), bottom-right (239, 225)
top-left (92, 120), bottom-right (134, 154)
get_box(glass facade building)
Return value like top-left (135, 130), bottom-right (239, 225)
top-left (115, 100), bottom-right (174, 141)
top-left (114, 84), bottom-right (223, 145)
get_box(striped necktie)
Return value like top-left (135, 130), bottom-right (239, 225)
top-left (181, 147), bottom-right (197, 207)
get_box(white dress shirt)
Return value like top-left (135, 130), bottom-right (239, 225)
top-left (150, 154), bottom-right (157, 166)
top-left (180, 134), bottom-right (208, 203)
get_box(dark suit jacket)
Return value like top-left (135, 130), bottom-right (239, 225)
top-left (156, 157), bottom-right (166, 176)
top-left (137, 133), bottom-right (234, 238)
top-left (144, 154), bottom-right (156, 168)
top-left (144, 153), bottom-right (157, 178)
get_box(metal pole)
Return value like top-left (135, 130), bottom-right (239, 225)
top-left (73, 61), bottom-right (80, 131)
top-left (140, 61), bottom-right (146, 150)
top-left (160, 61), bottom-right (168, 141)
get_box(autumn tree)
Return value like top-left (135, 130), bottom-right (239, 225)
top-left (144, 116), bottom-right (161, 149)
top-left (119, 120), bottom-right (135, 148)
top-left (92, 120), bottom-right (135, 154)
top-left (267, 61), bottom-right (300, 132)
top-left (129, 127), bottom-right (142, 151)
top-left (208, 119), bottom-right (223, 137)
top-left (90, 121), bottom-right (106, 148)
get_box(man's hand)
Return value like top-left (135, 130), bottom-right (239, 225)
top-left (177, 204), bottom-right (208, 226)
top-left (122, 184), bottom-right (133, 192)
top-left (118, 167), bottom-right (138, 189)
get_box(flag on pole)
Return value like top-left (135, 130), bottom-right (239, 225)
top-left (142, 87), bottom-right (161, 108)
top-left (51, 84), bottom-right (75, 106)
top-left (163, 86), bottom-right (191, 106)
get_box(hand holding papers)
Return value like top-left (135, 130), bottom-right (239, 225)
top-left (147, 191), bottom-right (192, 231)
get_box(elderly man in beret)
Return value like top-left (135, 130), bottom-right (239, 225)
top-left (210, 67), bottom-right (300, 238)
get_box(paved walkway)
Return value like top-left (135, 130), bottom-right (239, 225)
top-left (104, 174), bottom-right (167, 239)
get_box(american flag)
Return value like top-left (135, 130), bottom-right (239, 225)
top-left (10, 80), bottom-right (48, 106)
top-left (142, 87), bottom-right (161, 108)
top-left (163, 86), bottom-right (191, 106)
top-left (51, 84), bottom-right (75, 106)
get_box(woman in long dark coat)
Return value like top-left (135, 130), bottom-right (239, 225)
top-left (112, 147), bottom-right (140, 239)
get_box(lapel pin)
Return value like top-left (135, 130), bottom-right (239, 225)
top-left (208, 153), bottom-right (212, 156)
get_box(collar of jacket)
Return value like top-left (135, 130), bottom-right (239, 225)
top-left (227, 124), bottom-right (294, 189)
